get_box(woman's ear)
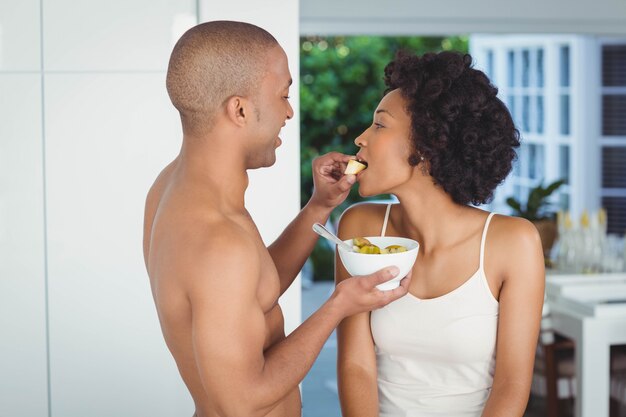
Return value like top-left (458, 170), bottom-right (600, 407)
top-left (418, 157), bottom-right (430, 175)
top-left (224, 96), bottom-right (248, 127)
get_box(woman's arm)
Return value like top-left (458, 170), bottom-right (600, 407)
top-left (336, 205), bottom-right (382, 417)
top-left (481, 217), bottom-right (545, 417)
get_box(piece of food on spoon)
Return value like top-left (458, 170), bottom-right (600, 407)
top-left (344, 159), bottom-right (368, 175)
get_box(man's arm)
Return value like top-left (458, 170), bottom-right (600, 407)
top-left (268, 152), bottom-right (355, 295)
top-left (190, 226), bottom-right (409, 417)
top-left (481, 217), bottom-right (545, 417)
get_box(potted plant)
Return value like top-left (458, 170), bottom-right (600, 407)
top-left (506, 179), bottom-right (566, 260)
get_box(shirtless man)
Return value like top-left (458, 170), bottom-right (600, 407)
top-left (143, 21), bottom-right (411, 417)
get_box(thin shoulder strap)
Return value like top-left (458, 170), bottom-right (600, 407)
top-left (380, 203), bottom-right (393, 237)
top-left (479, 212), bottom-right (496, 269)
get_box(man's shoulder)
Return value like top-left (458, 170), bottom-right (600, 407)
top-left (193, 216), bottom-right (259, 260)
top-left (146, 159), bottom-right (179, 204)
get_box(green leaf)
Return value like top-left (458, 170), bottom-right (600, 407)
top-left (505, 197), bottom-right (522, 213)
top-left (505, 178), bottom-right (566, 221)
top-left (527, 188), bottom-right (543, 212)
top-left (544, 179), bottom-right (566, 196)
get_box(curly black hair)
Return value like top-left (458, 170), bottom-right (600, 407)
top-left (384, 50), bottom-right (520, 206)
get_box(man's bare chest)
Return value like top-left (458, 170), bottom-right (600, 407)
top-left (255, 250), bottom-right (285, 350)
top-left (256, 249), bottom-right (281, 311)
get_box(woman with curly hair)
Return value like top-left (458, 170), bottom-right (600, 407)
top-left (336, 51), bottom-right (545, 417)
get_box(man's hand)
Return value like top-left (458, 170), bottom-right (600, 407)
top-left (309, 152), bottom-right (357, 210)
top-left (332, 266), bottom-right (412, 318)
top-left (268, 153), bottom-right (358, 294)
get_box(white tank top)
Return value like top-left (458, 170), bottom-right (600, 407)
top-left (371, 206), bottom-right (498, 417)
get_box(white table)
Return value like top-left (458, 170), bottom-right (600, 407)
top-left (545, 273), bottom-right (626, 417)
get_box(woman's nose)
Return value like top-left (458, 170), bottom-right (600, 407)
top-left (354, 132), bottom-right (366, 147)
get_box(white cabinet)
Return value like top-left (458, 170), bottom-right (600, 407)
top-left (44, 73), bottom-right (187, 416)
top-left (1, 1), bottom-right (301, 415)
top-left (0, 0), bottom-right (41, 70)
top-left (0, 74), bottom-right (48, 417)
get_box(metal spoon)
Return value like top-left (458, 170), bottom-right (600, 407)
top-left (312, 222), bottom-right (354, 252)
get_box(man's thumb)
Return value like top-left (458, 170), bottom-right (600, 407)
top-left (368, 266), bottom-right (399, 285)
top-left (338, 174), bottom-right (356, 192)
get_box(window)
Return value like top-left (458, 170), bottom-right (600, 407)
top-left (559, 145), bottom-right (570, 184)
top-left (486, 50), bottom-right (494, 79)
top-left (472, 35), bottom-right (626, 237)
top-left (559, 46), bottom-right (571, 136)
top-left (505, 47), bottom-right (545, 136)
top-left (480, 43), bottom-right (553, 210)
top-left (601, 43), bottom-right (626, 234)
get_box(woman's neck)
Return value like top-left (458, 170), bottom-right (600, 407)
top-left (393, 187), bottom-right (479, 254)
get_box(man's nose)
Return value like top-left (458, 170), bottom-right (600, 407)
top-left (286, 101), bottom-right (294, 120)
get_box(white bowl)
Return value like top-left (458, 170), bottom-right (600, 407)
top-left (338, 236), bottom-right (419, 290)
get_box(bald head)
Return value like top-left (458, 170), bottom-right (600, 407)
top-left (166, 21), bottom-right (279, 134)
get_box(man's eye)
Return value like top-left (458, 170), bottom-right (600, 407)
top-left (374, 122), bottom-right (383, 129)
top-left (284, 96), bottom-right (291, 100)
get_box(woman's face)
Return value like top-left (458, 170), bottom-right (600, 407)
top-left (354, 89), bottom-right (415, 197)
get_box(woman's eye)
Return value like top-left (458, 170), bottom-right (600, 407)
top-left (374, 122), bottom-right (384, 129)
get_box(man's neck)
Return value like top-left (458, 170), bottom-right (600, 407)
top-left (177, 136), bottom-right (249, 212)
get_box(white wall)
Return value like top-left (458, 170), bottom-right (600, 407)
top-left (301, 0), bottom-right (626, 35)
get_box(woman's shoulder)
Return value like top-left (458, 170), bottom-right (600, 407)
top-left (486, 213), bottom-right (544, 277)
top-left (340, 201), bottom-right (392, 220)
top-left (337, 202), bottom-right (393, 240)
top-left (488, 213), bottom-right (542, 248)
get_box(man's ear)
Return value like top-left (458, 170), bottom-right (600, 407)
top-left (224, 96), bottom-right (249, 127)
